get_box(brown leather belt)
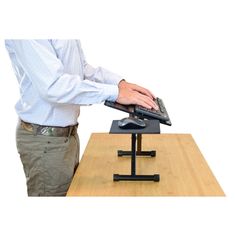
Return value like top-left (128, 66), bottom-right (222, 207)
top-left (20, 120), bottom-right (78, 137)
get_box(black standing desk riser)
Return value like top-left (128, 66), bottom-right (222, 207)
top-left (109, 120), bottom-right (160, 182)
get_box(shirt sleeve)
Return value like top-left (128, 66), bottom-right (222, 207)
top-left (75, 40), bottom-right (123, 85)
top-left (8, 40), bottom-right (119, 105)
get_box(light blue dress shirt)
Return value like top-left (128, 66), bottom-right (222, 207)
top-left (5, 40), bottom-right (122, 126)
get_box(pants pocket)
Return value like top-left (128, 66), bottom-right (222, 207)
top-left (42, 136), bottom-right (77, 196)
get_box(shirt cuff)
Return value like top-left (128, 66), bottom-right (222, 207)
top-left (102, 84), bottom-right (119, 102)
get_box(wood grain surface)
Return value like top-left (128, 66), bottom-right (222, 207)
top-left (67, 133), bottom-right (225, 196)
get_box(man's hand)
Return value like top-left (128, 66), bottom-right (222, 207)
top-left (116, 80), bottom-right (159, 110)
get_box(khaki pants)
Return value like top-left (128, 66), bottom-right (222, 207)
top-left (16, 123), bottom-right (80, 196)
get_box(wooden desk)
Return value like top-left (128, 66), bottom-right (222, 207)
top-left (67, 133), bottom-right (225, 196)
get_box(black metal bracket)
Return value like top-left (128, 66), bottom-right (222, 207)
top-left (117, 133), bottom-right (156, 157)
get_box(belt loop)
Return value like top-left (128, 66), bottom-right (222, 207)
top-left (68, 126), bottom-right (73, 137)
top-left (32, 124), bottom-right (38, 136)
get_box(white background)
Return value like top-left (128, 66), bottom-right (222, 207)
top-left (0, 0), bottom-right (236, 235)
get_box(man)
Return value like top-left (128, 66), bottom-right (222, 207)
top-left (5, 40), bottom-right (158, 196)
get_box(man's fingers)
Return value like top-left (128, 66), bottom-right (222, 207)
top-left (134, 93), bottom-right (159, 110)
top-left (132, 85), bottom-right (156, 99)
top-left (133, 86), bottom-right (152, 98)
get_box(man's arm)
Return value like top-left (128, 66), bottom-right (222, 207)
top-left (7, 40), bottom-right (158, 109)
top-left (76, 40), bottom-right (123, 86)
top-left (6, 40), bottom-right (119, 105)
top-left (78, 41), bottom-right (158, 110)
